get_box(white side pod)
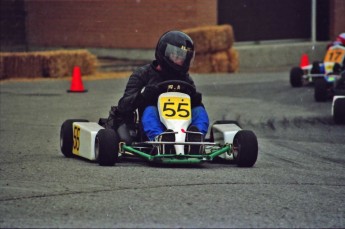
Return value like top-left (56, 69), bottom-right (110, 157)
top-left (72, 122), bottom-right (104, 160)
top-left (212, 123), bottom-right (242, 145)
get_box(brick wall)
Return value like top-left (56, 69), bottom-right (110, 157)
top-left (25, 0), bottom-right (217, 49)
top-left (329, 0), bottom-right (345, 40)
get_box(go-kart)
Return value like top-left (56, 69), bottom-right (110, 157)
top-left (60, 80), bottom-right (258, 167)
top-left (290, 45), bottom-right (345, 102)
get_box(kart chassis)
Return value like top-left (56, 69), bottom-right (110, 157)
top-left (60, 80), bottom-right (258, 166)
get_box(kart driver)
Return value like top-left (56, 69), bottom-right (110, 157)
top-left (326, 32), bottom-right (345, 73)
top-left (106, 30), bottom-right (209, 153)
top-left (327, 32), bottom-right (345, 49)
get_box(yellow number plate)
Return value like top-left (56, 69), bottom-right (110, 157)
top-left (72, 125), bottom-right (81, 155)
top-left (324, 48), bottom-right (345, 63)
top-left (159, 97), bottom-right (191, 120)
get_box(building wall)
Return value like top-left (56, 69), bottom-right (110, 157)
top-left (0, 0), bottom-right (26, 49)
top-left (24, 0), bottom-right (217, 49)
top-left (329, 0), bottom-right (345, 40)
top-left (3, 0), bottom-right (343, 52)
top-left (218, 0), bottom-right (312, 42)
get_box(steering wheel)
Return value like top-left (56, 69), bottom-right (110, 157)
top-left (156, 80), bottom-right (196, 96)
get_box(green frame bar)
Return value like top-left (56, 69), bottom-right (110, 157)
top-left (121, 144), bottom-right (232, 164)
top-left (206, 145), bottom-right (231, 160)
top-left (122, 145), bottom-right (153, 161)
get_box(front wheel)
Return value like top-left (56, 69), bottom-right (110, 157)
top-left (290, 67), bottom-right (303, 87)
top-left (95, 129), bottom-right (120, 166)
top-left (233, 130), bottom-right (258, 167)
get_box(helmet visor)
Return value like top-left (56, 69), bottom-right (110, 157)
top-left (165, 44), bottom-right (194, 67)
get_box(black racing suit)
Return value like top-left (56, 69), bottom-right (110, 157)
top-left (106, 60), bottom-right (197, 143)
top-left (117, 60), bottom-right (196, 115)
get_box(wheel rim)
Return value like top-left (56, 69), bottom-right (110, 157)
top-left (232, 138), bottom-right (240, 159)
top-left (60, 129), bottom-right (64, 150)
top-left (95, 136), bottom-right (100, 160)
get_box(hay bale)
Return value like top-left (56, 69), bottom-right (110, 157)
top-left (210, 51), bottom-right (230, 72)
top-left (190, 48), bottom-right (239, 73)
top-left (0, 52), bottom-right (43, 78)
top-left (183, 24), bottom-right (235, 54)
top-left (42, 50), bottom-right (97, 78)
top-left (183, 28), bottom-right (210, 54)
top-left (228, 48), bottom-right (239, 73)
top-left (183, 24), bottom-right (238, 73)
top-left (209, 25), bottom-right (234, 52)
top-left (190, 53), bottom-right (213, 73)
top-left (0, 49), bottom-right (97, 79)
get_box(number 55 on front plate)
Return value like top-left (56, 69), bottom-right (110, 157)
top-left (158, 92), bottom-right (192, 126)
top-left (159, 94), bottom-right (191, 120)
top-left (158, 92), bottom-right (192, 154)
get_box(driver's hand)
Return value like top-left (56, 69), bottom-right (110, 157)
top-left (191, 91), bottom-right (202, 108)
top-left (141, 85), bottom-right (159, 105)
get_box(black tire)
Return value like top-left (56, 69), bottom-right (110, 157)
top-left (290, 67), bottom-right (303, 87)
top-left (314, 78), bottom-right (330, 102)
top-left (233, 130), bottom-right (258, 167)
top-left (60, 119), bottom-right (89, 158)
top-left (333, 98), bottom-right (345, 124)
top-left (95, 129), bottom-right (120, 166)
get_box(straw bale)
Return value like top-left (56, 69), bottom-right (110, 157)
top-left (183, 28), bottom-right (210, 54)
top-left (228, 48), bottom-right (239, 73)
top-left (0, 50), bottom-right (97, 79)
top-left (183, 24), bottom-right (234, 54)
top-left (209, 25), bottom-right (234, 52)
top-left (189, 47), bottom-right (239, 73)
top-left (189, 53), bottom-right (213, 73)
top-left (210, 51), bottom-right (230, 72)
top-left (0, 52), bottom-right (42, 78)
top-left (42, 50), bottom-right (97, 78)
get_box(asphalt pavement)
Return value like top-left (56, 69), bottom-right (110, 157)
top-left (0, 70), bottom-right (344, 228)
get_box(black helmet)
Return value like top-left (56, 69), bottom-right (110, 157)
top-left (155, 31), bottom-right (195, 75)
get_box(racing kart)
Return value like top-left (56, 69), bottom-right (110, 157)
top-left (289, 45), bottom-right (345, 102)
top-left (60, 80), bottom-right (258, 167)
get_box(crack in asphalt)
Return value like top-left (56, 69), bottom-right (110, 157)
top-left (1, 181), bottom-right (344, 202)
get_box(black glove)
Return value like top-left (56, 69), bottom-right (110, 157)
top-left (191, 91), bottom-right (202, 108)
top-left (141, 85), bottom-right (160, 105)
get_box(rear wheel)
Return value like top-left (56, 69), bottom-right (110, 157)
top-left (333, 98), bottom-right (345, 124)
top-left (95, 129), bottom-right (120, 166)
top-left (233, 130), bottom-right (258, 167)
top-left (290, 67), bottom-right (303, 87)
top-left (314, 78), bottom-right (330, 102)
top-left (60, 119), bottom-right (89, 157)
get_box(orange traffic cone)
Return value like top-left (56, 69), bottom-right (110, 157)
top-left (299, 53), bottom-right (309, 68)
top-left (67, 66), bottom-right (87, 93)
